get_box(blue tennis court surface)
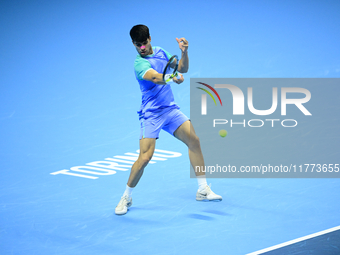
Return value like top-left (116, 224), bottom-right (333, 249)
top-left (1, 1), bottom-right (340, 254)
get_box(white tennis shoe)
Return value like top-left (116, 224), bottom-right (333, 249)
top-left (196, 185), bottom-right (222, 201)
top-left (115, 195), bottom-right (132, 215)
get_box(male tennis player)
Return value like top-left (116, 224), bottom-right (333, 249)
top-left (115, 24), bottom-right (222, 215)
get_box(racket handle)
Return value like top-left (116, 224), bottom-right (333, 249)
top-left (164, 74), bottom-right (172, 83)
top-left (164, 73), bottom-right (181, 83)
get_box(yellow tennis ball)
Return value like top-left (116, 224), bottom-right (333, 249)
top-left (219, 129), bottom-right (227, 137)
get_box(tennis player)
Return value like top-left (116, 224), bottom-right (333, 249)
top-left (115, 25), bottom-right (222, 215)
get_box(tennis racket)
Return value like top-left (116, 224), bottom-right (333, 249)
top-left (163, 55), bottom-right (181, 83)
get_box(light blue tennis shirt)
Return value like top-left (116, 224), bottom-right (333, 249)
top-left (134, 46), bottom-right (179, 119)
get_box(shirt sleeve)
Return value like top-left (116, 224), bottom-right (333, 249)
top-left (134, 57), bottom-right (152, 80)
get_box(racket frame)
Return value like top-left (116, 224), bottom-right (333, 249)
top-left (162, 55), bottom-right (179, 82)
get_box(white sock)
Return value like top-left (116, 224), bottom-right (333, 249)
top-left (123, 184), bottom-right (134, 198)
top-left (197, 175), bottom-right (207, 191)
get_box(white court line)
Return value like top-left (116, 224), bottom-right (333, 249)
top-left (247, 225), bottom-right (340, 255)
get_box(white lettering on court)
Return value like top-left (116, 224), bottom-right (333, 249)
top-left (50, 149), bottom-right (182, 179)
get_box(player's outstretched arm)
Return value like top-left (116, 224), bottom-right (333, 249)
top-left (176, 37), bottom-right (189, 73)
top-left (143, 69), bottom-right (167, 85)
top-left (143, 68), bottom-right (184, 85)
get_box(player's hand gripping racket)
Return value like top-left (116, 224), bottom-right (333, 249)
top-left (163, 55), bottom-right (181, 83)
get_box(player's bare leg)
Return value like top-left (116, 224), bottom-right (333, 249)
top-left (127, 138), bottom-right (156, 187)
top-left (174, 120), bottom-right (222, 201)
top-left (115, 138), bottom-right (156, 215)
top-left (174, 120), bottom-right (205, 176)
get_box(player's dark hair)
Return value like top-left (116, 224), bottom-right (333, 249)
top-left (130, 25), bottom-right (150, 42)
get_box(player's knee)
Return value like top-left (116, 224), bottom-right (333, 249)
top-left (189, 133), bottom-right (200, 149)
top-left (139, 153), bottom-right (153, 167)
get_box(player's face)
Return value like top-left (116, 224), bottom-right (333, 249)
top-left (133, 37), bottom-right (153, 57)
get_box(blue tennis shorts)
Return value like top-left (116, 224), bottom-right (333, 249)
top-left (139, 108), bottom-right (189, 139)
